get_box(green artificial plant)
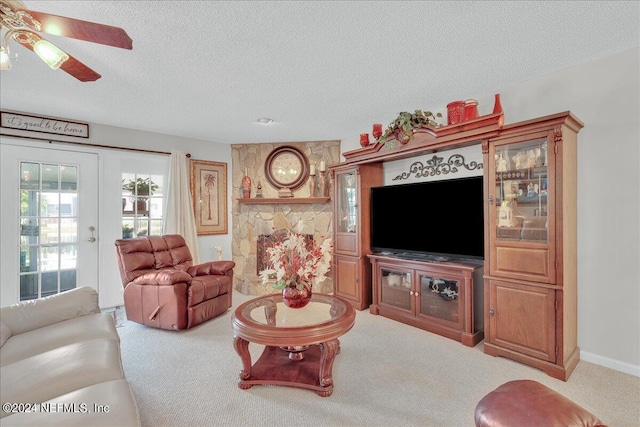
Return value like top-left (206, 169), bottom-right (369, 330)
top-left (379, 110), bottom-right (443, 146)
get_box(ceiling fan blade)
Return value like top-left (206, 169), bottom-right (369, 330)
top-left (26, 10), bottom-right (133, 50)
top-left (16, 40), bottom-right (101, 82)
top-left (58, 55), bottom-right (102, 82)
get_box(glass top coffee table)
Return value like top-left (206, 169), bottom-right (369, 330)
top-left (232, 293), bottom-right (355, 397)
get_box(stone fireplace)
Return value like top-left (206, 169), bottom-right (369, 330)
top-left (231, 141), bottom-right (340, 295)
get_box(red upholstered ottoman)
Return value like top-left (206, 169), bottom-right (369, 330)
top-left (474, 380), bottom-right (605, 427)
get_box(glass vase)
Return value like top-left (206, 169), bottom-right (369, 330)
top-left (281, 282), bottom-right (312, 309)
top-left (241, 167), bottom-right (251, 199)
top-left (493, 94), bottom-right (504, 126)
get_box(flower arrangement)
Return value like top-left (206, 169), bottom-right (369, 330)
top-left (259, 230), bottom-right (333, 291)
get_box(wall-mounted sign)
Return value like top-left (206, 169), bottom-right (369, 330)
top-left (0, 111), bottom-right (89, 138)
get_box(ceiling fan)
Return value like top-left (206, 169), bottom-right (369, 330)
top-left (0, 0), bottom-right (132, 81)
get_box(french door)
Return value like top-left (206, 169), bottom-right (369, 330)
top-left (0, 141), bottom-right (99, 304)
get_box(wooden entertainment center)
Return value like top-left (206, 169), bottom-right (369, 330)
top-left (329, 111), bottom-right (583, 380)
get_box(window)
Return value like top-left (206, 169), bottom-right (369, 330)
top-left (121, 173), bottom-right (164, 238)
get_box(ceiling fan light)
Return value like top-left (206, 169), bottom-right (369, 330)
top-left (0, 47), bottom-right (10, 70)
top-left (33, 39), bottom-right (69, 69)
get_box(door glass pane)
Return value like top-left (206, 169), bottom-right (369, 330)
top-left (60, 244), bottom-right (77, 269)
top-left (494, 138), bottom-right (548, 243)
top-left (40, 246), bottom-right (59, 272)
top-left (20, 190), bottom-right (38, 216)
top-left (18, 161), bottom-right (78, 300)
top-left (20, 162), bottom-right (40, 190)
top-left (60, 270), bottom-right (76, 292)
top-left (20, 218), bottom-right (39, 244)
top-left (40, 217), bottom-right (60, 244)
top-left (61, 217), bottom-right (78, 243)
top-left (20, 246), bottom-right (37, 272)
top-left (41, 271), bottom-right (58, 297)
top-left (20, 274), bottom-right (38, 301)
top-left (42, 164), bottom-right (59, 190)
top-left (61, 165), bottom-right (77, 191)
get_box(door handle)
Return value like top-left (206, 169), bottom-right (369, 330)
top-left (88, 226), bottom-right (96, 242)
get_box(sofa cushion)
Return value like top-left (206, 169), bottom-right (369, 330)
top-left (0, 338), bottom-right (125, 418)
top-left (1, 379), bottom-right (141, 426)
top-left (0, 322), bottom-right (10, 347)
top-left (0, 313), bottom-right (119, 367)
top-left (0, 287), bottom-right (99, 336)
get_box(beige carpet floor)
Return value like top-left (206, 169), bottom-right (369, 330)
top-left (117, 291), bottom-right (640, 427)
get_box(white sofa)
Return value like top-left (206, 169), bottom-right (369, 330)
top-left (0, 287), bottom-right (141, 426)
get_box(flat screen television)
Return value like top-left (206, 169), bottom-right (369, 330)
top-left (370, 176), bottom-right (484, 261)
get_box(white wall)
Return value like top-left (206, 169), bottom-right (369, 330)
top-left (341, 47), bottom-right (640, 377)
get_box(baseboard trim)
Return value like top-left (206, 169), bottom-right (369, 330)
top-left (580, 350), bottom-right (640, 378)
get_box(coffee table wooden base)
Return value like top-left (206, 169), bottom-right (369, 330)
top-left (234, 337), bottom-right (340, 397)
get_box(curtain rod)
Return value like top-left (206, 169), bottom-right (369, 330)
top-left (0, 132), bottom-right (191, 157)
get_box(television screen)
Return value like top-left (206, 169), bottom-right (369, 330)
top-left (370, 176), bottom-right (484, 260)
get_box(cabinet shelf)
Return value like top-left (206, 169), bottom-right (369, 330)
top-left (496, 166), bottom-right (547, 181)
top-left (237, 197), bottom-right (330, 205)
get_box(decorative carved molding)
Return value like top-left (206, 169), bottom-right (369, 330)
top-left (554, 126), bottom-right (563, 142)
top-left (392, 154), bottom-right (483, 181)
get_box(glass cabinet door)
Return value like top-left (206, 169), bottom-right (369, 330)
top-left (336, 171), bottom-right (357, 233)
top-left (418, 274), bottom-right (460, 324)
top-left (493, 138), bottom-right (549, 243)
top-left (380, 268), bottom-right (412, 311)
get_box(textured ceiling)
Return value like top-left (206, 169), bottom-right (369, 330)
top-left (1, 1), bottom-right (638, 144)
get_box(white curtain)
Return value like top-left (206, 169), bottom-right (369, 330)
top-left (164, 150), bottom-right (200, 264)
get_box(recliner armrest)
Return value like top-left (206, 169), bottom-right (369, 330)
top-left (132, 270), bottom-right (192, 286)
top-left (188, 261), bottom-right (235, 277)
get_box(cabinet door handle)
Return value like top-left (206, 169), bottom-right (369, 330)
top-left (489, 308), bottom-right (495, 316)
top-left (488, 196), bottom-right (494, 205)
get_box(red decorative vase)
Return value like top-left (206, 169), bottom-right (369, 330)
top-left (241, 167), bottom-right (251, 199)
top-left (360, 133), bottom-right (370, 147)
top-left (281, 283), bottom-right (312, 309)
top-left (372, 123), bottom-right (383, 139)
top-left (493, 94), bottom-right (504, 126)
top-left (463, 99), bottom-right (478, 121)
top-left (492, 93), bottom-right (503, 114)
top-left (446, 100), bottom-right (465, 125)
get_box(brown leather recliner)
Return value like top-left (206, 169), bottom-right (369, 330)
top-left (114, 234), bottom-right (235, 330)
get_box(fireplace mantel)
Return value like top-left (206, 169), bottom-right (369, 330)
top-left (237, 197), bottom-right (330, 205)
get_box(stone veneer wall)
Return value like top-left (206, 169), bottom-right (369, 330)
top-left (231, 141), bottom-right (341, 295)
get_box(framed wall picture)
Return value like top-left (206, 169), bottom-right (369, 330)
top-left (190, 160), bottom-right (228, 235)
